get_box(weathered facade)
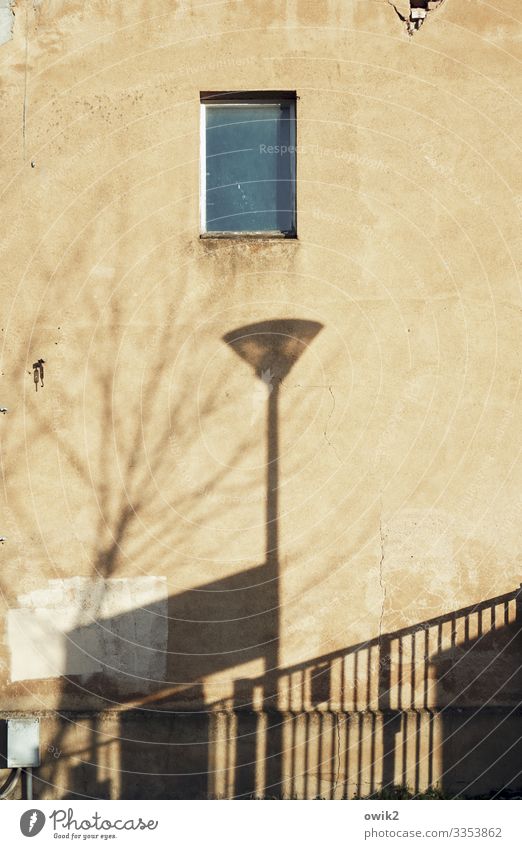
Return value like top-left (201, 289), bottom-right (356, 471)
top-left (0, 0), bottom-right (521, 799)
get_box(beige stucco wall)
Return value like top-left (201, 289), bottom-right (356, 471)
top-left (0, 0), bottom-right (521, 798)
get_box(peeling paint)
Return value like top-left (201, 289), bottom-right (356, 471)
top-left (389, 0), bottom-right (447, 36)
top-left (7, 577), bottom-right (168, 684)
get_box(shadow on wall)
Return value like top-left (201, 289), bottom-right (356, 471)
top-left (434, 609), bottom-right (522, 798)
top-left (42, 564), bottom-right (279, 800)
top-left (33, 584), bottom-right (522, 799)
top-left (17, 317), bottom-right (326, 799)
top-left (4, 300), bottom-right (520, 798)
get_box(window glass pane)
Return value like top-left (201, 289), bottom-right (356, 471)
top-left (205, 103), bottom-right (295, 233)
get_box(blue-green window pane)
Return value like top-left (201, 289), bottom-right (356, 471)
top-left (205, 103), bottom-right (295, 233)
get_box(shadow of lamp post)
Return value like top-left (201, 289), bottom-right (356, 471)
top-left (223, 319), bottom-right (322, 794)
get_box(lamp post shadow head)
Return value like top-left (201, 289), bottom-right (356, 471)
top-left (222, 318), bottom-right (323, 381)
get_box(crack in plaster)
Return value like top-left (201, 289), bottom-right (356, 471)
top-left (323, 386), bottom-right (341, 463)
top-left (332, 713), bottom-right (342, 798)
top-left (378, 513), bottom-right (387, 639)
top-left (22, 2), bottom-right (29, 158)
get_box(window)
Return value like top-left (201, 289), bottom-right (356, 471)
top-left (200, 92), bottom-right (296, 237)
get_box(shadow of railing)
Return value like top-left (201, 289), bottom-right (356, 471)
top-left (207, 586), bottom-right (522, 798)
top-left (36, 585), bottom-right (521, 799)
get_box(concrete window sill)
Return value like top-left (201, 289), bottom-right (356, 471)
top-left (199, 232), bottom-right (298, 240)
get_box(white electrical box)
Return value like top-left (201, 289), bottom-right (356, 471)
top-left (7, 719), bottom-right (40, 768)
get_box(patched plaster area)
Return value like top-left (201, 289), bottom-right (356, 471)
top-left (378, 509), bottom-right (457, 625)
top-left (7, 577), bottom-right (168, 684)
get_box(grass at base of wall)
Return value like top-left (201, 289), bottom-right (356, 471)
top-left (235, 784), bottom-right (522, 800)
top-left (354, 785), bottom-right (447, 800)
top-left (355, 785), bottom-right (522, 800)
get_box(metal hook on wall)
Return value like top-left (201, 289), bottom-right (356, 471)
top-left (32, 359), bottom-right (45, 392)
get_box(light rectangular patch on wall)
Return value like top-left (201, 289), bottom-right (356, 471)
top-left (7, 577), bottom-right (168, 686)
